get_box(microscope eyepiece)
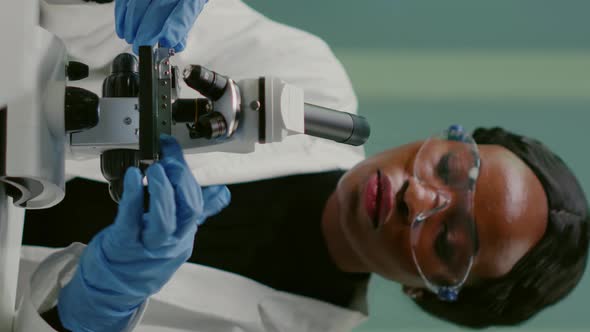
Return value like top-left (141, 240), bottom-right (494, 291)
top-left (303, 103), bottom-right (371, 146)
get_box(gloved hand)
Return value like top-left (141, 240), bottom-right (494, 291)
top-left (115, 0), bottom-right (209, 54)
top-left (57, 135), bottom-right (230, 332)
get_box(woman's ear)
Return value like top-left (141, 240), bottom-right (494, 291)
top-left (402, 285), bottom-right (425, 300)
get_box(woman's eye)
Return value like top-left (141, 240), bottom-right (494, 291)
top-left (398, 200), bottom-right (409, 220)
top-left (435, 153), bottom-right (453, 185)
top-left (435, 222), bottom-right (454, 264)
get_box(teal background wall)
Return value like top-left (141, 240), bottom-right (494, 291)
top-left (244, 1), bottom-right (589, 331)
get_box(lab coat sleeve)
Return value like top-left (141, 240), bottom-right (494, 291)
top-left (14, 244), bottom-right (148, 332)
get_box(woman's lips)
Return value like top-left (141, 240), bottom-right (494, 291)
top-left (363, 173), bottom-right (379, 225)
top-left (364, 170), bottom-right (394, 228)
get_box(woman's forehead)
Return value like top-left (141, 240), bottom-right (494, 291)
top-left (471, 145), bottom-right (548, 278)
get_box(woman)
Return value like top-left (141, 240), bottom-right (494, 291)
top-left (325, 126), bottom-right (590, 327)
top-left (25, 126), bottom-right (590, 330)
top-left (23, 0), bottom-right (589, 330)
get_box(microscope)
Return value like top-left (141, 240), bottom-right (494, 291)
top-left (69, 47), bottom-right (370, 202)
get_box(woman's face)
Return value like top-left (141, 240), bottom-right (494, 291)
top-left (325, 140), bottom-right (549, 288)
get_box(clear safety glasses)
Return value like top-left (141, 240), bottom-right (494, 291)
top-left (410, 125), bottom-right (480, 301)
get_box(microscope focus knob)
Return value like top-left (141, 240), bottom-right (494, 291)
top-left (103, 53), bottom-right (140, 98)
top-left (100, 149), bottom-right (141, 203)
top-left (66, 61), bottom-right (89, 81)
top-left (65, 86), bottom-right (99, 133)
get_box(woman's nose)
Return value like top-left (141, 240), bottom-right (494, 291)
top-left (404, 177), bottom-right (447, 222)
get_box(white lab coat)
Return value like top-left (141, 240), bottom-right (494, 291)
top-left (15, 0), bottom-right (369, 331)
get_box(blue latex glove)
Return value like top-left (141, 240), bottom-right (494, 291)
top-left (115, 0), bottom-right (208, 54)
top-left (57, 135), bottom-right (230, 332)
